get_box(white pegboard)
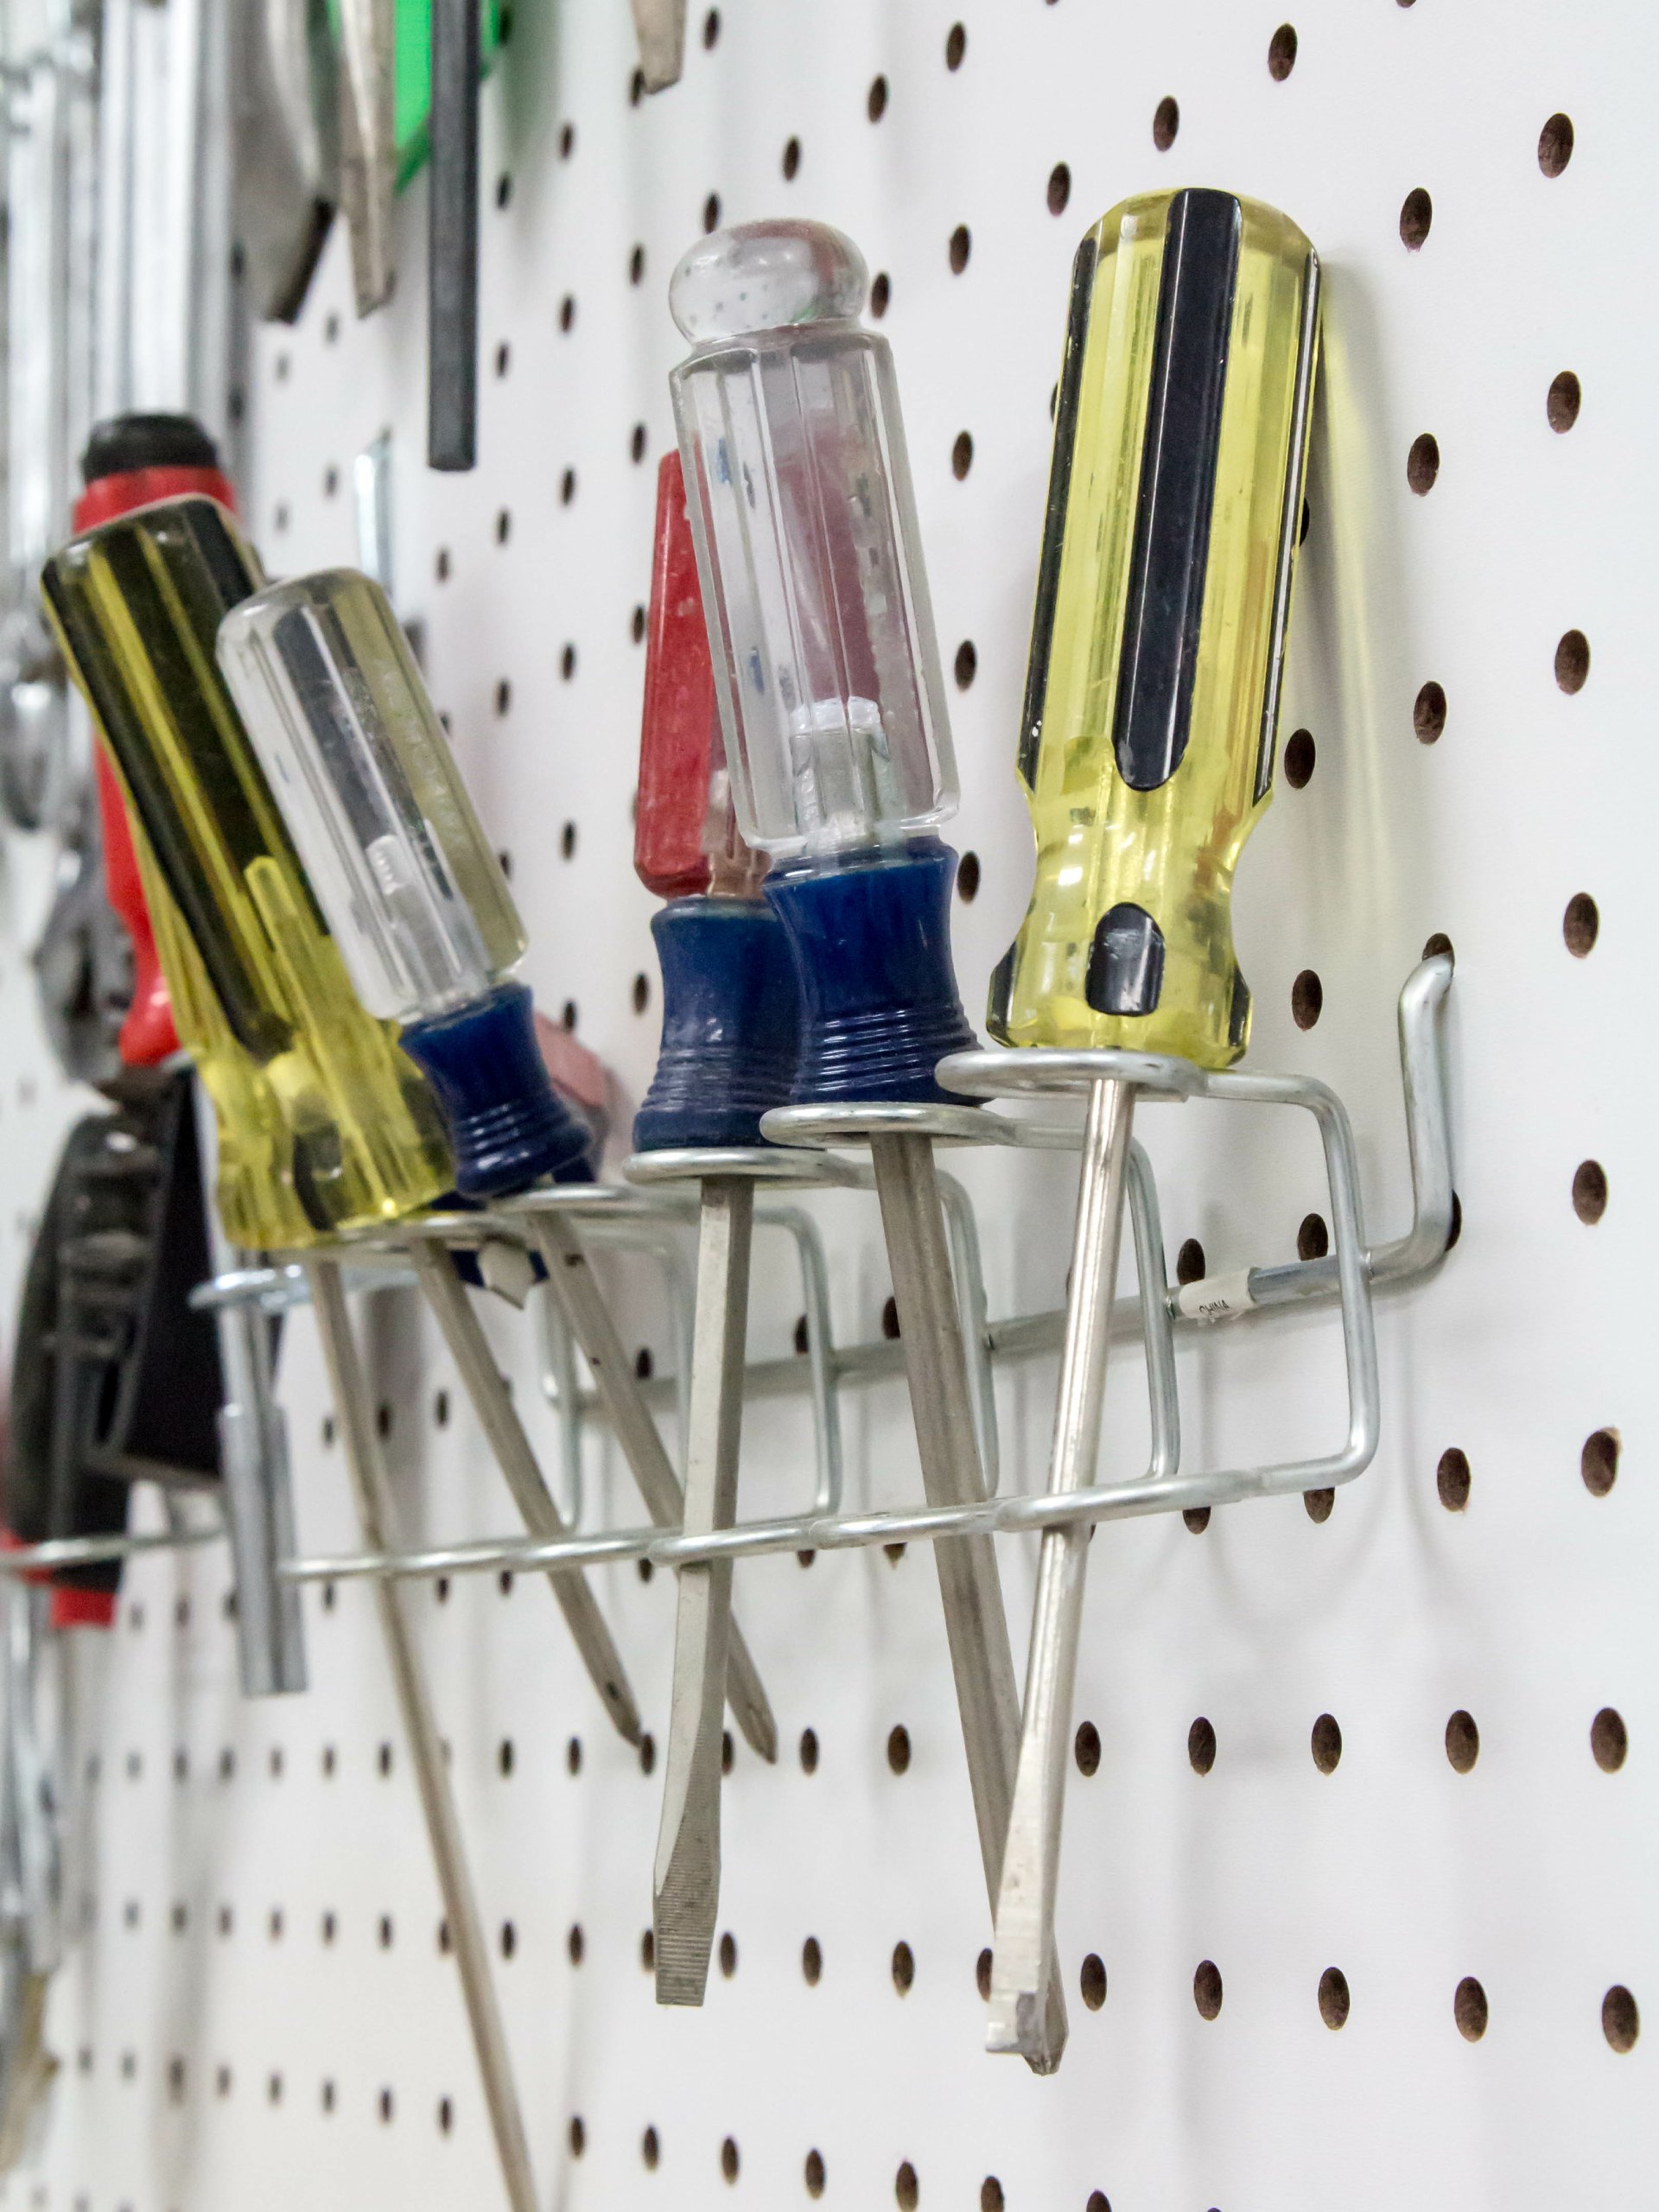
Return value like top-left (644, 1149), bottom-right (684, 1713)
top-left (2, 0), bottom-right (1654, 2206)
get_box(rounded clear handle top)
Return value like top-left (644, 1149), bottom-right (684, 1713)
top-left (670, 220), bottom-right (868, 344)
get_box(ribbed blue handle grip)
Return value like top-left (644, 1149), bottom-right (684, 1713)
top-left (634, 898), bottom-right (800, 1150)
top-left (763, 839), bottom-right (976, 1105)
top-left (401, 980), bottom-right (594, 1198)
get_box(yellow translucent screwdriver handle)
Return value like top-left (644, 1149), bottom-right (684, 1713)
top-left (989, 187), bottom-right (1321, 1070)
top-left (41, 495), bottom-right (453, 1247)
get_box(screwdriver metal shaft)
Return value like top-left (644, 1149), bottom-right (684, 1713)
top-left (406, 1242), bottom-right (641, 1744)
top-left (307, 1258), bottom-right (537, 2212)
top-left (988, 1075), bottom-right (1135, 2056)
top-left (527, 1211), bottom-right (777, 1764)
top-left (872, 1129), bottom-right (1069, 2071)
top-left (652, 1176), bottom-right (753, 2003)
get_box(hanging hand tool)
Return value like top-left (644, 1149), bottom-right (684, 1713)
top-left (428, 0), bottom-right (480, 464)
top-left (41, 493), bottom-right (454, 1249)
top-left (630, 0), bottom-right (686, 92)
top-left (68, 415), bottom-right (306, 1696)
top-left (337, 0), bottom-right (397, 314)
top-left (232, 0), bottom-right (338, 323)
top-left (623, 451), bottom-right (798, 2002)
top-left (667, 218), bottom-right (1067, 2057)
top-left (982, 187), bottom-right (1321, 2062)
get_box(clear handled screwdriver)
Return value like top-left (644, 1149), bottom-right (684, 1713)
top-left (984, 187), bottom-right (1321, 2060)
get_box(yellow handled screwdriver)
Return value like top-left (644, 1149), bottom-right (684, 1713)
top-left (982, 187), bottom-right (1321, 2059)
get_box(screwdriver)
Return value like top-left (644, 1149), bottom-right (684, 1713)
top-left (628, 449), bottom-right (800, 2003)
top-left (71, 414), bottom-right (307, 1699)
top-left (669, 219), bottom-right (1068, 2062)
top-left (982, 187), bottom-right (1321, 2061)
top-left (40, 493), bottom-right (454, 1249)
top-left (216, 560), bottom-right (776, 1756)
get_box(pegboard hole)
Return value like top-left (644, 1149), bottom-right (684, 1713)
top-left (892, 1940), bottom-right (915, 1994)
top-left (561, 821), bottom-right (578, 860)
top-left (1184, 1507), bottom-right (1211, 1534)
top-left (1297, 1211), bottom-right (1329, 1261)
top-left (722, 1726), bottom-right (735, 1774)
top-left (867, 73), bottom-right (888, 121)
top-left (1563, 892), bottom-right (1599, 956)
top-left (1319, 1966), bottom-right (1351, 2028)
top-left (1548, 369), bottom-right (1581, 431)
top-left (321, 1910), bottom-right (336, 1944)
top-left (1291, 969), bottom-right (1323, 1028)
top-left (500, 1922), bottom-right (517, 1961)
top-left (1414, 680), bottom-right (1447, 742)
top-left (887, 1724), bottom-right (912, 1774)
top-left (630, 245), bottom-right (645, 285)
top-left (1153, 96), bottom-right (1179, 149)
top-left (560, 467), bottom-right (577, 505)
top-left (1581, 1428), bottom-right (1620, 1497)
top-left (378, 1914), bottom-right (393, 1949)
top-left (982, 2183), bottom-right (1005, 2212)
top-left (957, 849), bottom-right (981, 901)
top-left (1555, 629), bottom-right (1590, 692)
top-left (1407, 433), bottom-right (1440, 494)
top-left (703, 194), bottom-right (721, 233)
top-left (1193, 1960), bottom-right (1224, 2018)
top-left (1080, 1953), bottom-right (1107, 2010)
top-left (569, 2116), bottom-right (587, 2158)
top-left (896, 2164), bottom-right (919, 2209)
top-left (952, 429), bottom-right (974, 479)
top-left (559, 293), bottom-right (576, 332)
top-left (494, 679), bottom-right (511, 717)
top-left (1282, 728), bottom-right (1315, 787)
top-left (639, 1732), bottom-right (656, 1774)
top-left (562, 643), bottom-right (577, 681)
top-left (435, 548), bottom-right (450, 583)
top-left (322, 464), bottom-right (339, 499)
top-left (498, 1738), bottom-right (514, 1777)
top-left (702, 8), bottom-right (719, 48)
top-left (945, 21), bottom-right (966, 67)
top-left (720, 1930), bottom-right (737, 1977)
top-left (799, 1726), bottom-right (819, 1774)
top-left (1176, 1236), bottom-right (1207, 1284)
top-left (1188, 1717), bottom-right (1217, 1774)
top-left (1573, 1160), bottom-right (1608, 1224)
top-left (559, 122), bottom-right (575, 159)
top-left (630, 422), bottom-right (648, 464)
top-left (1075, 1719), bottom-right (1102, 1777)
top-left (378, 1741), bottom-right (392, 1777)
top-left (1445, 1709), bottom-right (1480, 1772)
top-left (1311, 1713), bottom-right (1343, 1772)
top-left (495, 509), bottom-right (512, 544)
top-left (640, 1929), bottom-right (654, 1972)
top-left (976, 1947), bottom-right (993, 1999)
top-left (1048, 162), bottom-right (1071, 215)
top-left (438, 2096), bottom-right (453, 2136)
top-left (1305, 1485), bottom-right (1335, 1523)
top-left (1538, 111), bottom-right (1574, 177)
top-left (721, 2137), bottom-right (741, 2183)
top-left (949, 224), bottom-right (971, 274)
top-left (1087, 2198), bottom-right (1111, 2212)
top-left (438, 1919), bottom-right (451, 1953)
top-left (803, 1936), bottom-right (823, 1986)
top-left (1454, 1976), bottom-right (1489, 2040)
top-left (954, 640), bottom-right (977, 690)
top-left (630, 67), bottom-right (645, 105)
top-left (642, 2126), bottom-right (660, 2169)
top-left (494, 172), bottom-right (512, 210)
top-left (806, 2148), bottom-right (827, 2196)
top-left (881, 1295), bottom-right (901, 1339)
top-left (871, 271), bottom-right (891, 317)
top-left (1604, 1986), bottom-right (1640, 2051)
top-left (1437, 1447), bottom-right (1471, 1510)
top-left (1268, 22), bottom-right (1298, 77)
top-left (782, 136), bottom-right (802, 181)
top-left (1592, 1707), bottom-right (1628, 1773)
top-left (1400, 188), bottom-right (1433, 249)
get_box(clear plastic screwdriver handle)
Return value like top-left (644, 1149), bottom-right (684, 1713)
top-left (670, 219), bottom-right (956, 863)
